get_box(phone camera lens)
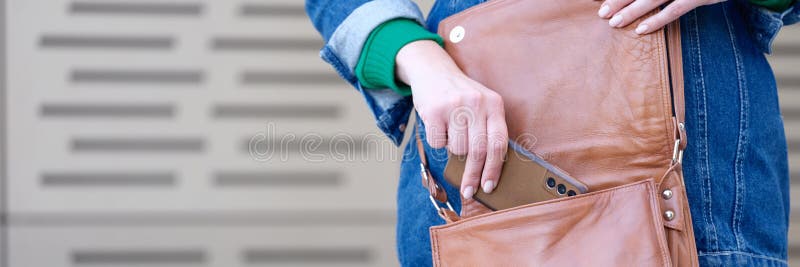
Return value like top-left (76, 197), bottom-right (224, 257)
top-left (567, 190), bottom-right (576, 196)
top-left (546, 177), bottom-right (556, 188)
top-left (557, 184), bottom-right (567, 194)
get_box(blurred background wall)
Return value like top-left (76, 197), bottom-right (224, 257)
top-left (0, 0), bottom-right (796, 266)
top-left (770, 21), bottom-right (800, 267)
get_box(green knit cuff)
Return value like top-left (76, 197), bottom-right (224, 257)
top-left (355, 19), bottom-right (444, 96)
top-left (750, 0), bottom-right (793, 11)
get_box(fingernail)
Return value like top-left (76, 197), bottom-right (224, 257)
top-left (598, 5), bottom-right (610, 18)
top-left (482, 180), bottom-right (495, 194)
top-left (635, 24), bottom-right (649, 34)
top-left (609, 14), bottom-right (623, 27)
top-left (462, 186), bottom-right (475, 199)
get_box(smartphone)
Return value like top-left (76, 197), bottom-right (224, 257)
top-left (443, 141), bottom-right (589, 211)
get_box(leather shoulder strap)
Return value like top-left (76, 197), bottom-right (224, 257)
top-left (667, 21), bottom-right (687, 151)
top-left (416, 124), bottom-right (449, 203)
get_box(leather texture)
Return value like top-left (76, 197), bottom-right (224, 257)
top-left (431, 180), bottom-right (671, 266)
top-left (440, 1), bottom-right (674, 191)
top-left (418, 0), bottom-right (699, 265)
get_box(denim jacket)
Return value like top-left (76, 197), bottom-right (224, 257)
top-left (306, 1), bottom-right (794, 266)
top-left (306, 0), bottom-right (800, 146)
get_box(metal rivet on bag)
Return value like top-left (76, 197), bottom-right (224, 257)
top-left (450, 26), bottom-right (465, 43)
top-left (662, 189), bottom-right (673, 200)
top-left (664, 210), bottom-right (675, 221)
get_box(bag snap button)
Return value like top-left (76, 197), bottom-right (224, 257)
top-left (664, 210), bottom-right (675, 221)
top-left (662, 189), bottom-right (673, 200)
top-left (450, 26), bottom-right (465, 43)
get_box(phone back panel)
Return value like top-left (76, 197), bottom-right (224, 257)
top-left (443, 142), bottom-right (588, 211)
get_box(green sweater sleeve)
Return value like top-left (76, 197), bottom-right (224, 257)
top-left (355, 19), bottom-right (444, 96)
top-left (750, 0), bottom-right (794, 11)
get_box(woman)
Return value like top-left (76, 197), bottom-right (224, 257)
top-left (306, 0), bottom-right (797, 266)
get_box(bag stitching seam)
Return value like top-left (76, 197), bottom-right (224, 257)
top-left (647, 181), bottom-right (673, 266)
top-left (432, 181), bottom-right (652, 232)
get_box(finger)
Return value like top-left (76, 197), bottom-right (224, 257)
top-left (598, 0), bottom-right (635, 18)
top-left (635, 0), bottom-right (697, 34)
top-left (480, 109), bottom-right (508, 194)
top-left (460, 110), bottom-right (487, 199)
top-left (424, 117), bottom-right (448, 149)
top-left (446, 106), bottom-right (470, 156)
top-left (608, 0), bottom-right (669, 28)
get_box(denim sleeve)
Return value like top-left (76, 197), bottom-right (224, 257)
top-left (739, 0), bottom-right (800, 53)
top-left (306, 0), bottom-right (426, 78)
top-left (305, 0), bottom-right (426, 145)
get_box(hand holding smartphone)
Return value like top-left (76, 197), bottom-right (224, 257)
top-left (443, 141), bottom-right (588, 211)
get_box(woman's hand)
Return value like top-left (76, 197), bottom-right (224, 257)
top-left (597, 0), bottom-right (725, 34)
top-left (396, 40), bottom-right (508, 199)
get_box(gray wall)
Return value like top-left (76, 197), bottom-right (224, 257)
top-left (0, 0), bottom-right (797, 266)
top-left (3, 0), bottom-right (407, 266)
top-left (771, 26), bottom-right (800, 267)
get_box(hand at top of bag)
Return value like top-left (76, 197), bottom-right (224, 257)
top-left (396, 40), bottom-right (509, 200)
top-left (597, 0), bottom-right (725, 34)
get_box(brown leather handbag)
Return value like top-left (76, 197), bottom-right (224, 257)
top-left (415, 0), bottom-right (699, 266)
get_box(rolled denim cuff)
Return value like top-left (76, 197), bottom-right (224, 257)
top-left (741, 1), bottom-right (800, 53)
top-left (357, 19), bottom-right (444, 96)
top-left (327, 0), bottom-right (425, 76)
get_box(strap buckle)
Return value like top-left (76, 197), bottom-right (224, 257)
top-left (671, 122), bottom-right (685, 165)
top-left (420, 163), bottom-right (455, 213)
top-left (671, 139), bottom-right (684, 165)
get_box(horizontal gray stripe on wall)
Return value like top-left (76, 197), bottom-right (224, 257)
top-left (72, 70), bottom-right (203, 84)
top-left (782, 107), bottom-right (800, 119)
top-left (40, 103), bottom-right (173, 118)
top-left (212, 37), bottom-right (321, 51)
top-left (73, 249), bottom-right (205, 264)
top-left (41, 172), bottom-right (175, 187)
top-left (795, 208), bottom-right (799, 219)
top-left (243, 248), bottom-right (371, 264)
top-left (772, 44), bottom-right (800, 56)
top-left (778, 75), bottom-right (800, 88)
top-left (70, 2), bottom-right (202, 16)
top-left (40, 35), bottom-right (173, 49)
top-left (214, 171), bottom-right (341, 187)
top-left (9, 210), bottom-right (395, 226)
top-left (793, 171), bottom-right (799, 185)
top-left (241, 71), bottom-right (342, 85)
top-left (240, 4), bottom-right (306, 17)
top-left (72, 138), bottom-right (204, 153)
top-left (245, 135), bottom-right (383, 154)
top-left (213, 104), bottom-right (340, 119)
top-left (787, 140), bottom-right (799, 152)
